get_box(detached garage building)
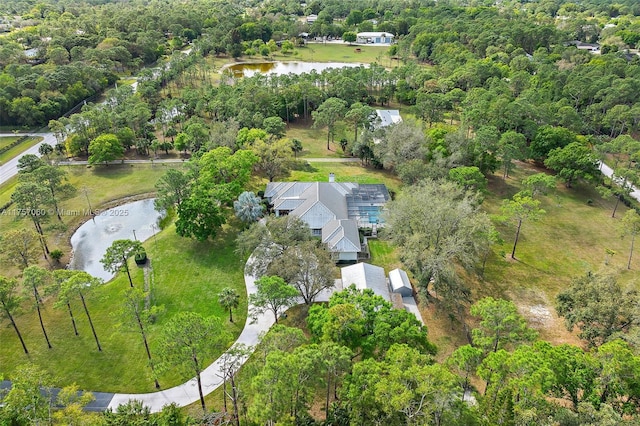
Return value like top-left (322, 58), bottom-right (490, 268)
top-left (339, 263), bottom-right (423, 323)
top-left (389, 268), bottom-right (413, 297)
top-left (341, 262), bottom-right (390, 302)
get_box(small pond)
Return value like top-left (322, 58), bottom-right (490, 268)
top-left (68, 199), bottom-right (163, 281)
top-left (228, 61), bottom-right (366, 77)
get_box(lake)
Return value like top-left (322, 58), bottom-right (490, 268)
top-left (227, 61), bottom-right (366, 77)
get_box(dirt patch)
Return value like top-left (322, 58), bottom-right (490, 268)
top-left (511, 290), bottom-right (583, 347)
top-left (525, 304), bottom-right (553, 328)
top-left (418, 299), bottom-right (473, 363)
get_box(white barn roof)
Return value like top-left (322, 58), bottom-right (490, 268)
top-left (341, 262), bottom-right (390, 301)
top-left (356, 32), bottom-right (395, 38)
top-left (375, 110), bottom-right (402, 128)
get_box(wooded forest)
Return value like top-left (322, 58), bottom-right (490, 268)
top-left (3, 0), bottom-right (640, 424)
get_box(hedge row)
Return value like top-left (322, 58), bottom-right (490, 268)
top-left (0, 136), bottom-right (30, 156)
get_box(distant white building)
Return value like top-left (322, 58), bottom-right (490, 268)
top-left (375, 110), bottom-right (402, 129)
top-left (306, 14), bottom-right (318, 24)
top-left (356, 32), bottom-right (394, 44)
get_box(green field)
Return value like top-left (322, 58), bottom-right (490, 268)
top-left (0, 222), bottom-right (247, 393)
top-left (0, 176), bottom-right (16, 207)
top-left (285, 123), bottom-right (347, 158)
top-left (275, 43), bottom-right (392, 65)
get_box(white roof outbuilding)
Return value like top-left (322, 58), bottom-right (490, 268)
top-left (375, 110), bottom-right (402, 128)
top-left (356, 31), bottom-right (395, 39)
top-left (389, 268), bottom-right (413, 297)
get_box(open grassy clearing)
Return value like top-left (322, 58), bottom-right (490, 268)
top-left (478, 163), bottom-right (632, 347)
top-left (361, 161), bottom-right (632, 358)
top-left (0, 136), bottom-right (42, 164)
top-left (0, 222), bottom-right (247, 393)
top-left (285, 121), bottom-right (347, 158)
top-left (275, 43), bottom-right (391, 64)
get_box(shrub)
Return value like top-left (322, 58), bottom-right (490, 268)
top-left (50, 249), bottom-right (63, 263)
top-left (135, 248), bottom-right (147, 265)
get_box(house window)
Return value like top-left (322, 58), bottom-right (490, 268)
top-left (312, 229), bottom-right (322, 236)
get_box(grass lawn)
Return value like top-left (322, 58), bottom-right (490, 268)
top-left (289, 161), bottom-right (401, 195)
top-left (275, 43), bottom-right (391, 65)
top-left (0, 136), bottom-right (19, 150)
top-left (482, 163), bottom-right (633, 297)
top-left (285, 122), bottom-right (346, 159)
top-left (368, 239), bottom-right (403, 271)
top-left (0, 161), bottom-right (255, 393)
top-left (0, 136), bottom-right (42, 164)
top-left (0, 222), bottom-right (247, 393)
top-left (0, 176), bottom-right (16, 206)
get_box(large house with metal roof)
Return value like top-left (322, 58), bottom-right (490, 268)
top-left (264, 175), bottom-right (390, 262)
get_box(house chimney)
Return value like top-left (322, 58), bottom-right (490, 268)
top-left (329, 172), bottom-right (335, 183)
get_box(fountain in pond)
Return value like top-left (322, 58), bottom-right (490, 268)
top-left (68, 199), bottom-right (163, 281)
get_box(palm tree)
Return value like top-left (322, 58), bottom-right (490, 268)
top-left (218, 287), bottom-right (240, 323)
top-left (233, 191), bottom-right (264, 224)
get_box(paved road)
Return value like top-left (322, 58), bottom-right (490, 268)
top-left (55, 157), bottom-right (358, 166)
top-left (57, 158), bottom-right (187, 166)
top-left (0, 380), bottom-right (114, 412)
top-left (0, 133), bottom-right (55, 184)
top-left (599, 161), bottom-right (640, 201)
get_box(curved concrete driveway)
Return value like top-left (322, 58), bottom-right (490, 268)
top-left (106, 270), bottom-right (275, 412)
top-left (105, 270), bottom-right (338, 412)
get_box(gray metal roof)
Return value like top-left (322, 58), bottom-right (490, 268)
top-left (293, 183), bottom-right (347, 219)
top-left (267, 181), bottom-right (389, 229)
top-left (341, 262), bottom-right (390, 301)
top-left (322, 219), bottom-right (361, 252)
